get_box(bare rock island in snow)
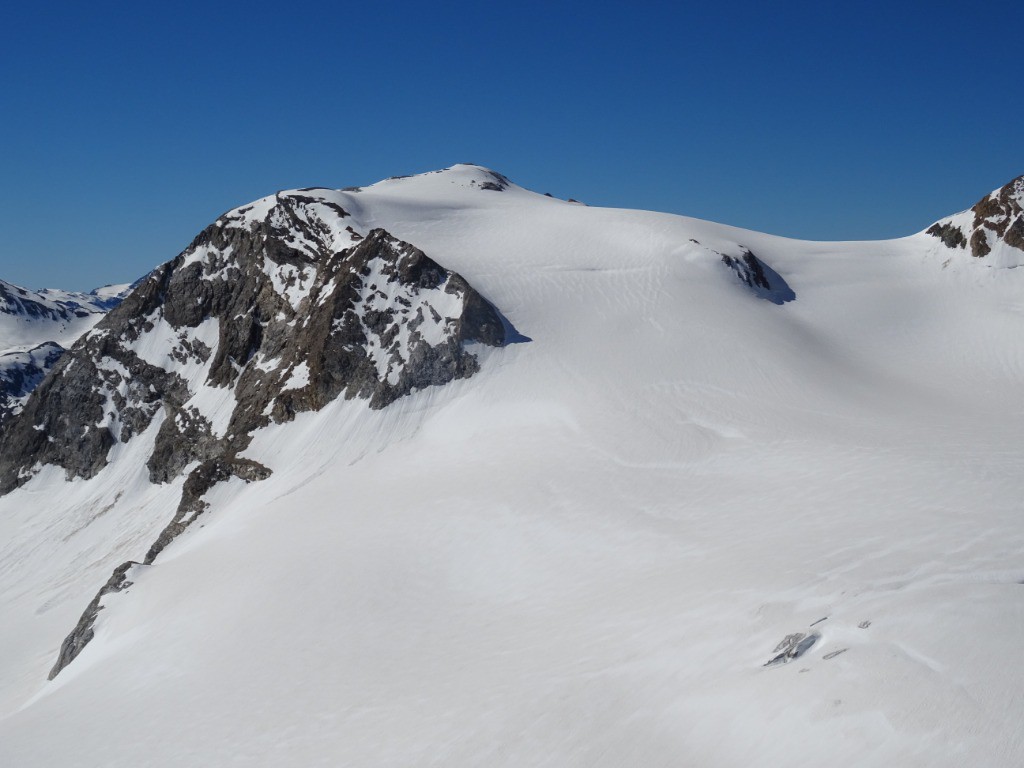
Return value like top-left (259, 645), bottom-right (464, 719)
top-left (926, 174), bottom-right (1024, 262)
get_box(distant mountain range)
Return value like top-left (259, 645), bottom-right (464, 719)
top-left (0, 280), bottom-right (134, 424)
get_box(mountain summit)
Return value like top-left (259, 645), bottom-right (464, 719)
top-left (2, 167), bottom-right (1024, 767)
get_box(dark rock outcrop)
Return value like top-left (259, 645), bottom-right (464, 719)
top-left (925, 221), bottom-right (968, 250)
top-left (46, 456), bottom-right (273, 681)
top-left (717, 247), bottom-right (795, 304)
top-left (47, 560), bottom-right (140, 680)
top-left (926, 175), bottom-right (1024, 258)
top-left (144, 457), bottom-right (272, 566)
top-left (722, 250), bottom-right (772, 291)
top-left (0, 187), bottom-right (522, 679)
top-left (0, 193), bottom-right (514, 497)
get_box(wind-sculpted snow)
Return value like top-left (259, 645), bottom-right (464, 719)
top-left (1, 195), bottom-right (511, 496)
top-left (926, 175), bottom-right (1024, 264)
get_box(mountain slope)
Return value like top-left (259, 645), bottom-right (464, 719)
top-left (1, 166), bottom-right (1023, 768)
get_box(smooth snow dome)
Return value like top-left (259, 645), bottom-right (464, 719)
top-left (2, 165), bottom-right (1024, 767)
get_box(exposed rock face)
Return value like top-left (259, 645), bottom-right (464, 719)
top-left (0, 192), bottom-right (512, 497)
top-left (47, 561), bottom-right (140, 680)
top-left (47, 457), bottom-right (272, 680)
top-left (1, 186), bottom-right (519, 678)
top-left (144, 457), bottom-right (272, 566)
top-left (476, 170), bottom-right (512, 191)
top-left (0, 281), bottom-right (132, 425)
top-left (925, 222), bottom-right (968, 250)
top-left (926, 175), bottom-right (1024, 258)
top-left (720, 248), bottom-right (795, 304)
top-left (721, 249), bottom-right (771, 291)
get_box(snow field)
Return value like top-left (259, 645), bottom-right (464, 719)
top-left (2, 165), bottom-right (1024, 766)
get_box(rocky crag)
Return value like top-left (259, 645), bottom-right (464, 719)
top-left (0, 184), bottom-right (518, 678)
top-left (926, 175), bottom-right (1024, 259)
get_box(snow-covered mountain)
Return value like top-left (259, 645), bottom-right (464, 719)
top-left (0, 280), bottom-right (132, 424)
top-left (2, 165), bottom-right (1023, 767)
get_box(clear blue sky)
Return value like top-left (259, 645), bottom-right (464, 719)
top-left (2, 1), bottom-right (1021, 291)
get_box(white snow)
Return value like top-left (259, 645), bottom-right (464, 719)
top-left (355, 255), bottom-right (465, 384)
top-left (2, 166), bottom-right (1024, 767)
top-left (281, 361), bottom-right (310, 391)
top-left (263, 261), bottom-right (312, 312)
top-left (0, 280), bottom-right (113, 352)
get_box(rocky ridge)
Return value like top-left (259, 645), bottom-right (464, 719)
top-left (17, 165), bottom-right (1016, 681)
top-left (0, 182), bottom-right (517, 678)
top-left (926, 175), bottom-right (1024, 260)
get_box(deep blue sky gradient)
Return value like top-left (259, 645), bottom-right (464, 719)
top-left (2, 1), bottom-right (1022, 290)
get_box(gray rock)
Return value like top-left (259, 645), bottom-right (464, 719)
top-left (2, 189), bottom-right (525, 679)
top-left (764, 631), bottom-right (820, 667)
top-left (143, 457), bottom-right (272, 566)
top-left (926, 174), bottom-right (1024, 257)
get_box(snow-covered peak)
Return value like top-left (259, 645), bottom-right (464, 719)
top-left (209, 166), bottom-right (527, 240)
top-left (925, 174), bottom-right (1024, 266)
top-left (0, 279), bottom-right (117, 348)
top-left (365, 164), bottom-right (518, 194)
top-left (0, 195), bottom-right (518, 674)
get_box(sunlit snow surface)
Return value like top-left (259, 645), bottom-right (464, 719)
top-left (0, 281), bottom-right (130, 351)
top-left (2, 166), bottom-right (1024, 767)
